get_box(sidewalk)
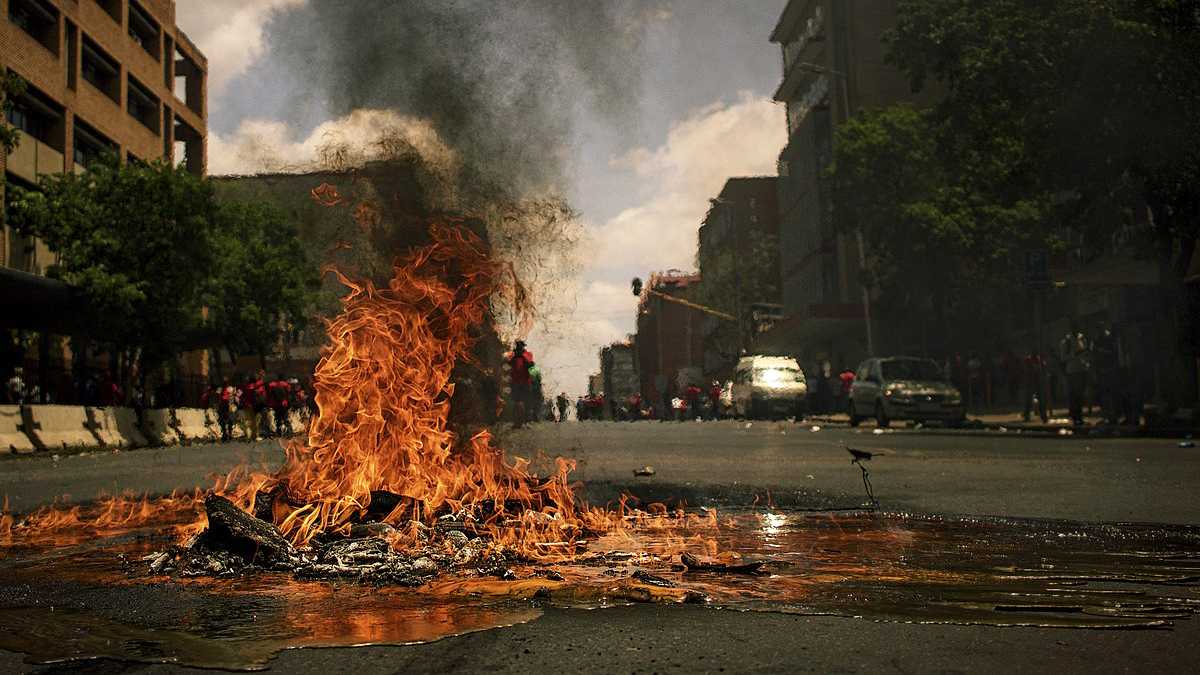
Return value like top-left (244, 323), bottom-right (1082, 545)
top-left (808, 407), bottom-right (1198, 439)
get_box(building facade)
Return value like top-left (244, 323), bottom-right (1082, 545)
top-left (2, 0), bottom-right (207, 274)
top-left (767, 0), bottom-right (923, 368)
top-left (599, 341), bottom-right (638, 417)
top-left (696, 176), bottom-right (781, 377)
top-left (634, 270), bottom-right (706, 407)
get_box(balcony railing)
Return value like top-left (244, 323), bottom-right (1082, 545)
top-left (6, 131), bottom-right (64, 183)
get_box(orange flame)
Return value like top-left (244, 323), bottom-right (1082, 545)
top-left (203, 222), bottom-right (627, 558)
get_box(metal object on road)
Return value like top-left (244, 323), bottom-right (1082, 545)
top-left (847, 447), bottom-right (878, 508)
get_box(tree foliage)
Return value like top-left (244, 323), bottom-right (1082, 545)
top-left (0, 71), bottom-right (26, 155)
top-left (886, 0), bottom-right (1200, 258)
top-left (826, 0), bottom-right (1200, 354)
top-left (7, 156), bottom-right (318, 387)
top-left (207, 201), bottom-right (318, 367)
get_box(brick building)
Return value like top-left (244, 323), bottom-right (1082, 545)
top-left (2, 0), bottom-right (207, 274)
top-left (635, 271), bottom-right (706, 409)
top-left (765, 0), bottom-right (926, 369)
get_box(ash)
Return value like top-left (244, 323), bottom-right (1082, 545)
top-left (143, 495), bottom-right (517, 585)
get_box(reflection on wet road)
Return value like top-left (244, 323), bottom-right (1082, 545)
top-left (1, 510), bottom-right (1198, 670)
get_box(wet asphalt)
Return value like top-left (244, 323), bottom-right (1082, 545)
top-left (1, 420), bottom-right (1199, 673)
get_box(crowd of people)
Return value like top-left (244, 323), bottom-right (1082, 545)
top-left (201, 371), bottom-right (318, 442)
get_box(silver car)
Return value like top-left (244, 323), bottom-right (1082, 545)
top-left (732, 355), bottom-right (808, 420)
top-left (848, 357), bottom-right (965, 428)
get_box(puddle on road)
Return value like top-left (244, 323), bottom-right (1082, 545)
top-left (1, 511), bottom-right (1198, 670)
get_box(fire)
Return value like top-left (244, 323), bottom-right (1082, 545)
top-left (199, 222), bottom-right (614, 557)
top-left (1, 220), bottom-right (722, 563)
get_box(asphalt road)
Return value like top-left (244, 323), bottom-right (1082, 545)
top-left (1, 421), bottom-right (1198, 673)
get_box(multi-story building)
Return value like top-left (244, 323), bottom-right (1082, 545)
top-left (599, 341), bottom-right (638, 417)
top-left (2, 0), bottom-right (207, 274)
top-left (696, 176), bottom-right (781, 376)
top-left (767, 0), bottom-right (922, 369)
top-left (634, 270), bottom-right (706, 407)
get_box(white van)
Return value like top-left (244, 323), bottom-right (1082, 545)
top-left (732, 355), bottom-right (808, 420)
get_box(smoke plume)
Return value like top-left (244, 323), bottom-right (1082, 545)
top-left (264, 0), bottom-right (666, 196)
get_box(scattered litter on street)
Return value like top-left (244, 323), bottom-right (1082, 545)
top-left (634, 466), bottom-right (656, 477)
top-left (810, 425), bottom-right (821, 432)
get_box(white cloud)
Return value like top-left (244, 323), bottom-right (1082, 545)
top-left (595, 93), bottom-right (785, 272)
top-left (175, 0), bottom-right (306, 100)
top-left (207, 109), bottom-right (458, 176)
top-left (535, 94), bottom-right (785, 394)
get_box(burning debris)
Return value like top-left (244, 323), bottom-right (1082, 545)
top-left (147, 490), bottom-right (539, 585)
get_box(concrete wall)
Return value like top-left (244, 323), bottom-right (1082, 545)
top-left (0, 404), bottom-right (300, 454)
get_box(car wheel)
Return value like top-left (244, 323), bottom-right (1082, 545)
top-left (848, 402), bottom-right (861, 427)
top-left (875, 401), bottom-right (890, 428)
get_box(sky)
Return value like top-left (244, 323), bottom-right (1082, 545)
top-left (176, 0), bottom-right (788, 395)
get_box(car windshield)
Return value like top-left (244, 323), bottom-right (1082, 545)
top-left (755, 367), bottom-right (804, 383)
top-left (881, 359), bottom-right (943, 381)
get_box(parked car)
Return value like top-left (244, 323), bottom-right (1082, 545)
top-left (732, 355), bottom-right (808, 420)
top-left (848, 357), bottom-right (965, 428)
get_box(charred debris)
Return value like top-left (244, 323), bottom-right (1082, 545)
top-left (141, 493), bottom-right (772, 587)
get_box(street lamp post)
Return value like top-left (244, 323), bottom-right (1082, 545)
top-left (795, 62), bottom-right (874, 357)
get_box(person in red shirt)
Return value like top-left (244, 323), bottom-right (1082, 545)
top-left (708, 380), bottom-right (723, 420)
top-left (268, 374), bottom-right (292, 437)
top-left (239, 374), bottom-right (262, 440)
top-left (508, 340), bottom-right (534, 428)
top-left (838, 368), bottom-right (856, 413)
top-left (684, 384), bottom-right (702, 422)
top-left (217, 376), bottom-right (237, 441)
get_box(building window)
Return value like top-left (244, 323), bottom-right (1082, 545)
top-left (174, 46), bottom-right (204, 115)
top-left (65, 21), bottom-right (79, 89)
top-left (73, 116), bottom-right (116, 169)
top-left (9, 0), bottom-right (59, 54)
top-left (128, 0), bottom-right (161, 61)
top-left (82, 35), bottom-right (121, 104)
top-left (4, 85), bottom-right (65, 151)
top-left (93, 0), bottom-right (121, 23)
top-left (126, 75), bottom-right (161, 135)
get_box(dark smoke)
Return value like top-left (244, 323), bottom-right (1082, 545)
top-left (264, 0), bottom-right (666, 195)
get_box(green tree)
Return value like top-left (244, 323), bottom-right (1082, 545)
top-left (206, 201), bottom-right (319, 370)
top-left (7, 155), bottom-right (219, 389)
top-left (882, 0), bottom-right (1200, 394)
top-left (826, 104), bottom-right (1048, 350)
top-left (0, 71), bottom-right (26, 156)
top-left (888, 0), bottom-right (1200, 249)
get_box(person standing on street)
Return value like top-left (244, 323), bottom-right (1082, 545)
top-left (239, 374), bottom-right (261, 440)
top-left (555, 392), bottom-right (569, 422)
top-left (218, 376), bottom-right (237, 442)
top-left (5, 367), bottom-right (25, 404)
top-left (1061, 328), bottom-right (1090, 426)
top-left (1021, 348), bottom-right (1048, 423)
top-left (268, 374), bottom-right (292, 437)
top-left (684, 383), bottom-right (702, 421)
top-left (1092, 323), bottom-right (1120, 424)
top-left (508, 340), bottom-right (534, 428)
